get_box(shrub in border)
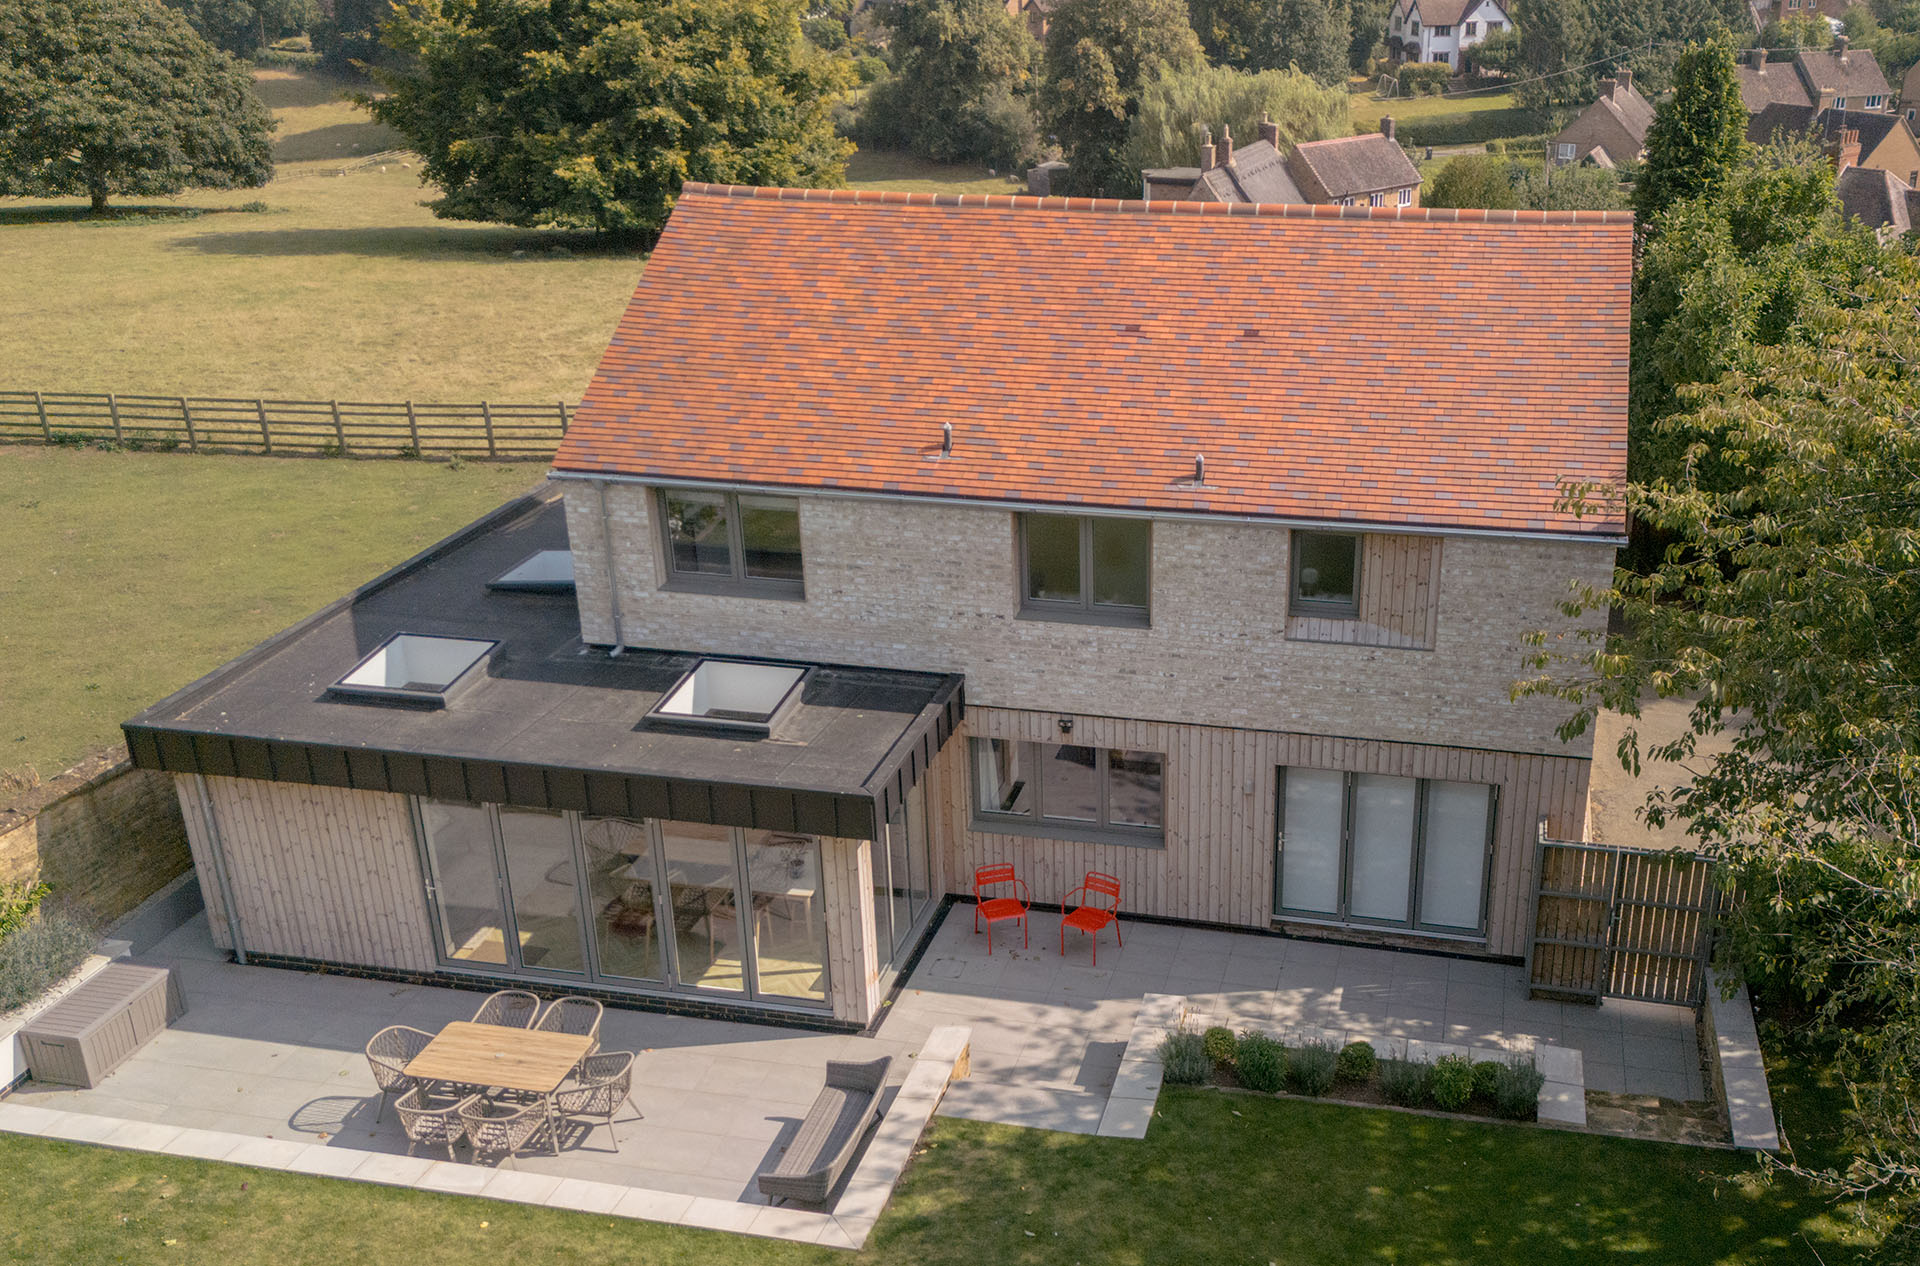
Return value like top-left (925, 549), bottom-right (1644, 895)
top-left (1493, 1057), bottom-right (1545, 1120)
top-left (1160, 1029), bottom-right (1212, 1085)
top-left (1430, 1053), bottom-right (1475, 1111)
top-left (0, 905), bottom-right (97, 1013)
top-left (1471, 1059), bottom-right (1503, 1100)
top-left (1287, 1039), bottom-right (1338, 1096)
top-left (1203, 1025), bottom-right (1238, 1067)
top-left (1379, 1057), bottom-right (1433, 1107)
top-left (1235, 1031), bottom-right (1288, 1093)
top-left (1335, 1040), bottom-right (1377, 1082)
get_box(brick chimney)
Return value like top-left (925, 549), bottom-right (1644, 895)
top-left (1218, 122), bottom-right (1234, 167)
top-left (1831, 126), bottom-right (1862, 172)
top-left (1258, 111), bottom-right (1280, 148)
top-left (1750, 47), bottom-right (1766, 72)
top-left (1617, 68), bottom-right (1632, 95)
top-left (1598, 77), bottom-right (1617, 101)
top-left (1199, 126), bottom-right (1216, 171)
top-left (1837, 34), bottom-right (1849, 61)
top-left (1380, 116), bottom-right (1396, 140)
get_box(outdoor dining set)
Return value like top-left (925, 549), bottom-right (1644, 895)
top-left (364, 990), bottom-right (637, 1165)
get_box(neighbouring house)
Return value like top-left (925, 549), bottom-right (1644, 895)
top-left (1749, 0), bottom-right (1856, 26)
top-left (1746, 104), bottom-right (1920, 187)
top-left (1734, 40), bottom-right (1893, 114)
top-left (124, 185), bottom-right (1632, 1032)
top-left (1836, 163), bottom-right (1920, 240)
top-left (1551, 72), bottom-right (1654, 168)
top-left (1900, 59), bottom-right (1920, 122)
top-left (1142, 118), bottom-right (1421, 208)
top-left (1384, 0), bottom-right (1511, 68)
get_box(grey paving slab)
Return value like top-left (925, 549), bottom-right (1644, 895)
top-left (99, 1120), bottom-right (186, 1153)
top-left (417, 1160), bottom-right (497, 1195)
top-left (286, 1144), bottom-right (379, 1178)
top-left (544, 1177), bottom-right (628, 1215)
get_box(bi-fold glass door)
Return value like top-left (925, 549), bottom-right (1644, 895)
top-left (415, 799), bottom-right (830, 1008)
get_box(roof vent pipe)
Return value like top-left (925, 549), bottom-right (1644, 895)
top-left (942, 420), bottom-right (953, 455)
top-left (596, 479), bottom-right (628, 657)
top-left (1194, 453), bottom-right (1206, 484)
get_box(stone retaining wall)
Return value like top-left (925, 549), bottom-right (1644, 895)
top-left (0, 749), bottom-right (191, 925)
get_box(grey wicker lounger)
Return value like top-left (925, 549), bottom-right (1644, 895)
top-left (756, 1056), bottom-right (892, 1205)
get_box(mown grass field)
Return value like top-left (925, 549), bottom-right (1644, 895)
top-left (0, 448), bottom-right (541, 779)
top-left (0, 70), bottom-right (1011, 404)
top-left (0, 1083), bottom-right (1885, 1266)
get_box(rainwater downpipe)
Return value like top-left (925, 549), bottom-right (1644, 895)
top-left (190, 773), bottom-right (248, 965)
top-left (596, 479), bottom-right (628, 657)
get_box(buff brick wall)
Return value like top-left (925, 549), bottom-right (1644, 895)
top-left (0, 752), bottom-right (192, 926)
top-left (562, 482), bottom-right (1614, 760)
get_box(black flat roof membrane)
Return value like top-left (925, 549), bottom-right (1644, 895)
top-left (125, 488), bottom-right (963, 838)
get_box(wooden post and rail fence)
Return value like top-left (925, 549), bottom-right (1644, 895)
top-left (0, 390), bottom-right (576, 460)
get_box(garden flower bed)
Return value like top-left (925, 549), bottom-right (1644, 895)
top-left (1161, 1025), bottom-right (1547, 1123)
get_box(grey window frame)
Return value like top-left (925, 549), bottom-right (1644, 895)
top-left (1016, 514), bottom-right (1151, 628)
top-left (656, 489), bottom-right (805, 600)
top-left (968, 738), bottom-right (1166, 848)
top-left (1271, 768), bottom-right (1496, 937)
top-left (1290, 530), bottom-right (1363, 619)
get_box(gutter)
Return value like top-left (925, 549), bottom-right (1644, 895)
top-left (547, 469), bottom-right (1628, 548)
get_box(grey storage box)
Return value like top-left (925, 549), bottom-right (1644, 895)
top-left (20, 964), bottom-right (186, 1088)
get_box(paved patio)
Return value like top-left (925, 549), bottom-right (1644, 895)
top-left (5, 901), bottom-right (1706, 1206)
top-left (881, 907), bottom-right (1705, 1130)
top-left (7, 914), bottom-right (915, 1205)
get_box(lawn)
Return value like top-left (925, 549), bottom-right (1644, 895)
top-left (1349, 81), bottom-right (1543, 149)
top-left (0, 447), bottom-right (541, 779)
top-left (0, 70), bottom-right (1024, 404)
top-left (0, 1087), bottom-right (1880, 1265)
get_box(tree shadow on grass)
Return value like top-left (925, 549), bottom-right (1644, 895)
top-left (0, 204), bottom-right (267, 227)
top-left (273, 119), bottom-right (405, 165)
top-left (169, 223), bottom-right (641, 260)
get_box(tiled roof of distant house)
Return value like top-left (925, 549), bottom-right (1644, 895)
top-left (1736, 56), bottom-right (1815, 111)
top-left (1796, 42), bottom-right (1892, 102)
top-left (555, 185), bottom-right (1633, 539)
top-left (1836, 165), bottom-right (1920, 234)
top-left (1287, 134), bottom-right (1423, 201)
top-left (1189, 139), bottom-right (1307, 203)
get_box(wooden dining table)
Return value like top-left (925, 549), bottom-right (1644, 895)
top-left (403, 1021), bottom-right (594, 1154)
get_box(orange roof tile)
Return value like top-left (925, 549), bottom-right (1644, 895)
top-left (555, 184), bottom-right (1632, 539)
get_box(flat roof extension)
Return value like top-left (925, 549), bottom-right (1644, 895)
top-left (125, 489), bottom-right (962, 839)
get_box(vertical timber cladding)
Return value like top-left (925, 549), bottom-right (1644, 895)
top-left (1529, 836), bottom-right (1721, 1005)
top-left (176, 774), bottom-right (435, 972)
top-left (951, 707), bottom-right (1592, 957)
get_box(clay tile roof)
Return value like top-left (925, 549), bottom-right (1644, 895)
top-left (1736, 61), bottom-right (1814, 112)
top-left (554, 185), bottom-right (1634, 539)
top-left (1797, 46), bottom-right (1892, 100)
top-left (1187, 140), bottom-right (1307, 204)
top-left (1287, 134), bottom-right (1422, 200)
top-left (1837, 165), bottom-right (1912, 233)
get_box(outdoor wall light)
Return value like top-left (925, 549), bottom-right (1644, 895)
top-left (1058, 718), bottom-right (1074, 734)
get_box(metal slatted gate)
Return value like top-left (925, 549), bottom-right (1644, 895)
top-left (1526, 830), bottom-right (1722, 1005)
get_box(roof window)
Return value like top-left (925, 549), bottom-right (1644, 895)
top-left (329, 633), bottom-right (497, 707)
top-left (487, 549), bottom-right (575, 593)
top-left (644, 658), bottom-right (808, 737)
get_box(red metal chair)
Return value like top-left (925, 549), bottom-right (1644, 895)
top-left (1059, 872), bottom-right (1123, 965)
top-left (972, 863), bottom-right (1030, 954)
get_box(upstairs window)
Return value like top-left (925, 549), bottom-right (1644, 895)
top-left (972, 738), bottom-right (1165, 846)
top-left (1432, 23), bottom-right (1452, 34)
top-left (1291, 531), bottom-right (1361, 618)
top-left (1369, 192), bottom-right (1385, 206)
top-left (1398, 186), bottom-right (1414, 205)
top-left (1556, 142), bottom-right (1576, 160)
top-left (1019, 513), bottom-right (1150, 625)
top-left (1867, 94), bottom-right (1883, 109)
top-left (659, 490), bottom-right (804, 598)
top-left (1464, 20), bottom-right (1477, 33)
top-left (1836, 96), bottom-right (1848, 109)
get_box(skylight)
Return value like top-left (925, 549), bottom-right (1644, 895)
top-left (488, 549), bottom-right (575, 593)
top-left (330, 633), bottom-right (497, 706)
top-left (645, 659), bottom-right (809, 737)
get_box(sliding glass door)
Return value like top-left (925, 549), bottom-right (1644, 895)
top-left (1274, 769), bottom-right (1496, 935)
top-left (659, 821), bottom-right (748, 994)
top-left (419, 801), bottom-right (511, 966)
top-left (581, 816), bottom-right (664, 983)
top-left (499, 808), bottom-right (586, 975)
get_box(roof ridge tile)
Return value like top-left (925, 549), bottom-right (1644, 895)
top-left (675, 182), bottom-right (1637, 225)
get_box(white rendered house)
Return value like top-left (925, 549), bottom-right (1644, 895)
top-left (1386, 0), bottom-right (1512, 68)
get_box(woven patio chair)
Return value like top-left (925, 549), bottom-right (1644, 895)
top-left (551, 1051), bottom-right (638, 1149)
top-left (533, 996), bottom-right (604, 1060)
top-left (470, 989), bottom-right (541, 1029)
top-left (393, 1086), bottom-right (477, 1160)
top-left (364, 1024), bottom-right (435, 1123)
top-left (459, 1096), bottom-right (553, 1167)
